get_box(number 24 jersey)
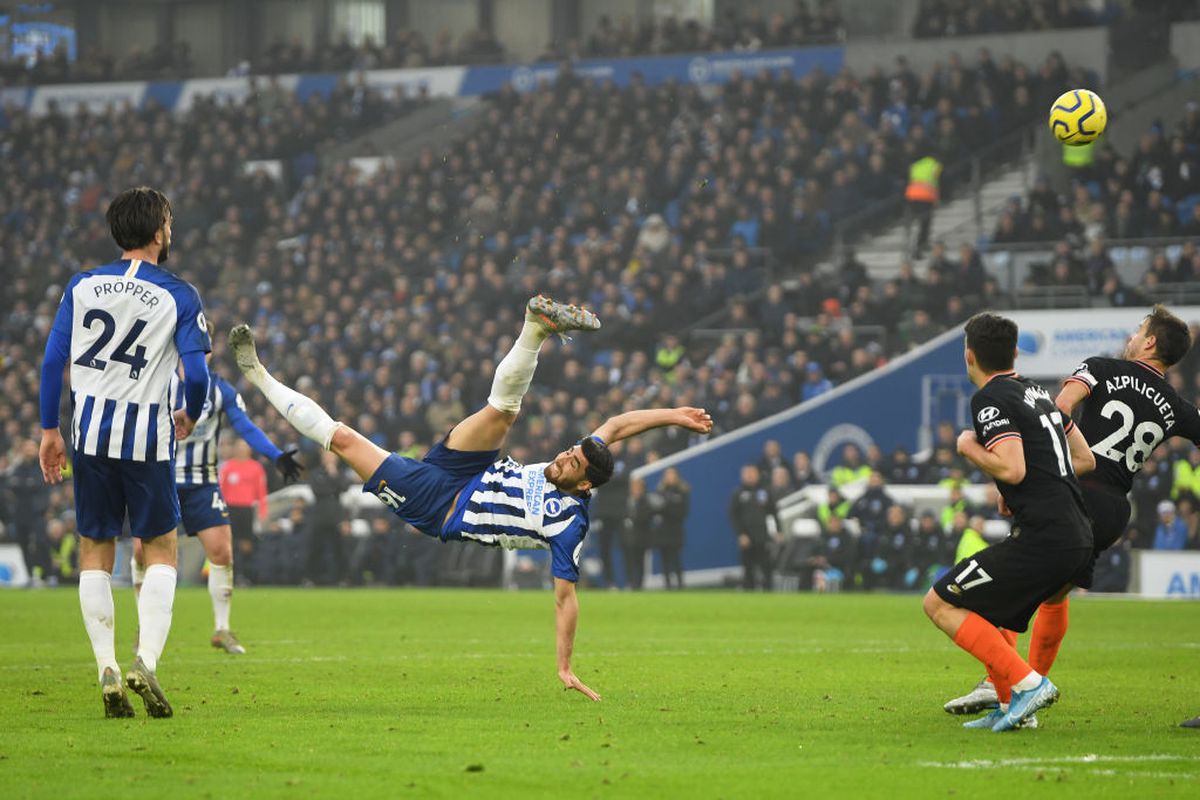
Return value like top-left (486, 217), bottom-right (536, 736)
top-left (1066, 357), bottom-right (1200, 494)
top-left (971, 372), bottom-right (1091, 549)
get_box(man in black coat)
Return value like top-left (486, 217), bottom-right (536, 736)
top-left (729, 464), bottom-right (775, 590)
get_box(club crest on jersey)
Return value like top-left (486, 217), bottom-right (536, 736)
top-left (977, 406), bottom-right (1001, 423)
top-left (545, 498), bottom-right (562, 517)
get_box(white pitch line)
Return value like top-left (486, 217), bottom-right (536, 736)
top-left (921, 754), bottom-right (1200, 770)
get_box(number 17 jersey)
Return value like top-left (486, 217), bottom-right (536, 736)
top-left (1066, 357), bottom-right (1200, 494)
top-left (971, 371), bottom-right (1091, 550)
top-left (50, 258), bottom-right (211, 462)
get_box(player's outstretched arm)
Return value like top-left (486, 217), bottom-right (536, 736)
top-left (591, 407), bottom-right (713, 446)
top-left (554, 578), bottom-right (600, 701)
top-left (220, 381), bottom-right (305, 483)
top-left (957, 430), bottom-right (1026, 485)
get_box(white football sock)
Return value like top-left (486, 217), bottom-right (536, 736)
top-left (130, 556), bottom-right (145, 592)
top-left (209, 563), bottom-right (233, 631)
top-left (487, 322), bottom-right (549, 414)
top-left (1012, 670), bottom-right (1042, 692)
top-left (79, 570), bottom-right (120, 683)
top-left (243, 362), bottom-right (339, 450)
top-left (136, 564), bottom-right (177, 673)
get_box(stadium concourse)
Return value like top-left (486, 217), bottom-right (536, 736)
top-left (0, 2), bottom-right (846, 86)
top-left (0, 39), bottom-right (1194, 587)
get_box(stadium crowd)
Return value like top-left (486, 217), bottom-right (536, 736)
top-left (729, 398), bottom-right (1200, 594)
top-left (0, 44), bottom-right (1176, 589)
top-left (0, 3), bottom-right (847, 87)
top-left (911, 0), bottom-right (1113, 39)
top-left (996, 104), bottom-right (1200, 247)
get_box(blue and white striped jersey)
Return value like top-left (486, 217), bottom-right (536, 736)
top-left (50, 259), bottom-right (210, 462)
top-left (445, 457), bottom-right (590, 582)
top-left (170, 371), bottom-right (284, 485)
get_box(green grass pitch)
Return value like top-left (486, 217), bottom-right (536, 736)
top-left (1, 588), bottom-right (1198, 798)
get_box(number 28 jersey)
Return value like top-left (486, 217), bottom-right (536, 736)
top-left (971, 372), bottom-right (1091, 549)
top-left (1065, 357), bottom-right (1200, 494)
top-left (50, 258), bottom-right (211, 462)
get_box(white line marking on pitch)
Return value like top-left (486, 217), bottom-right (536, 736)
top-left (921, 754), bottom-right (1200, 771)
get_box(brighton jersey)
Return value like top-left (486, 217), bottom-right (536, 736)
top-left (170, 373), bottom-right (261, 485)
top-left (50, 259), bottom-right (210, 462)
top-left (1066, 357), bottom-right (1200, 494)
top-left (445, 457), bottom-right (589, 582)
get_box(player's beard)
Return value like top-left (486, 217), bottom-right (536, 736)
top-left (159, 237), bottom-right (170, 263)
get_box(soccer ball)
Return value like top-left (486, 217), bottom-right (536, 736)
top-left (1048, 89), bottom-right (1107, 146)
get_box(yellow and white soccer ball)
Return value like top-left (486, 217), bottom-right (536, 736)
top-left (1048, 89), bottom-right (1107, 146)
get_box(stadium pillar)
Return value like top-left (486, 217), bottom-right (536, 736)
top-left (385, 0), bottom-right (410, 37)
top-left (314, 0), bottom-right (332, 49)
top-left (73, 1), bottom-right (101, 56)
top-left (157, 1), bottom-right (174, 48)
top-left (551, 0), bottom-right (581, 44)
top-left (479, 0), bottom-right (495, 33)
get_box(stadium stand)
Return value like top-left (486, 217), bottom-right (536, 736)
top-left (911, 0), bottom-right (1113, 39)
top-left (0, 40), bottom-right (1195, 587)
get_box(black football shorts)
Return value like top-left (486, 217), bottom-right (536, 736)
top-left (933, 536), bottom-right (1092, 632)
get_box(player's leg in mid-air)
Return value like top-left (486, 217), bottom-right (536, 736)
top-left (229, 294), bottom-right (599, 481)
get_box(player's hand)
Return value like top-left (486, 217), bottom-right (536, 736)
top-left (275, 448), bottom-right (305, 483)
top-left (956, 429), bottom-right (977, 455)
top-left (39, 429), bottom-right (67, 484)
top-left (559, 669), bottom-right (601, 701)
top-left (174, 409), bottom-right (196, 440)
top-left (997, 494), bottom-right (1012, 517)
top-left (676, 407), bottom-right (713, 434)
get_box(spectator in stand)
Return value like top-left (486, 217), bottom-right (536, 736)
top-left (850, 471), bottom-right (894, 537)
top-left (817, 486), bottom-right (851, 527)
top-left (1091, 530), bottom-right (1134, 592)
top-left (758, 439), bottom-right (792, 481)
top-left (879, 503), bottom-right (918, 590)
top-left (914, 510), bottom-right (955, 586)
top-left (623, 477), bottom-right (655, 591)
top-left (801, 362), bottom-right (834, 402)
top-left (1172, 448), bottom-right (1200, 504)
top-left (44, 516), bottom-right (78, 585)
top-left (791, 451), bottom-right (817, 488)
top-left (304, 451), bottom-right (351, 586)
top-left (6, 440), bottom-right (49, 583)
top-left (1179, 497), bottom-right (1200, 549)
top-left (888, 447), bottom-right (924, 484)
top-left (1153, 499), bottom-right (1189, 550)
top-left (1133, 455), bottom-right (1174, 537)
top-left (814, 513), bottom-right (856, 592)
top-left (656, 467), bottom-right (690, 590)
top-left (831, 444), bottom-right (870, 488)
top-left (730, 464), bottom-right (775, 590)
top-left (219, 441), bottom-right (269, 586)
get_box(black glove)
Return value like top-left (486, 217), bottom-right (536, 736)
top-left (275, 448), bottom-right (305, 484)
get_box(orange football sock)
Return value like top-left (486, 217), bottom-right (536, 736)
top-left (953, 613), bottom-right (1036, 690)
top-left (1028, 598), bottom-right (1069, 675)
top-left (988, 629), bottom-right (1018, 704)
